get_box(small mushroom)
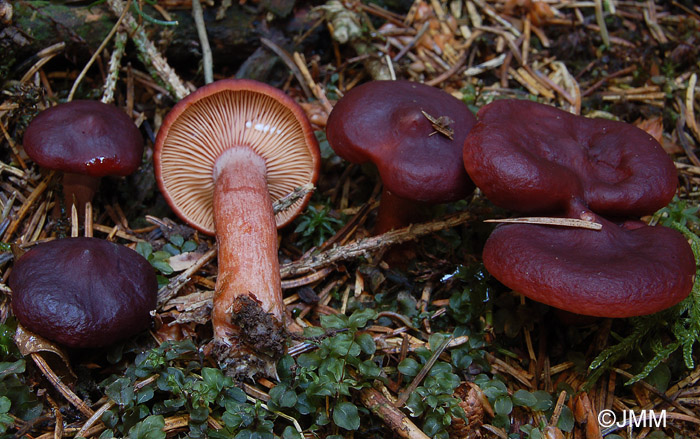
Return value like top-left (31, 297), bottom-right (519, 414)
top-left (326, 80), bottom-right (476, 234)
top-left (482, 214), bottom-right (695, 318)
top-left (9, 237), bottom-right (157, 348)
top-left (23, 100), bottom-right (144, 217)
top-left (463, 99), bottom-right (677, 217)
top-left (154, 79), bottom-right (319, 365)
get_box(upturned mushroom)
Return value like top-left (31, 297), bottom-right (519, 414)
top-left (23, 100), bottom-right (144, 217)
top-left (326, 80), bottom-right (476, 234)
top-left (463, 99), bottom-right (694, 317)
top-left (9, 237), bottom-right (157, 348)
top-left (482, 212), bottom-right (695, 317)
top-left (154, 79), bottom-right (319, 373)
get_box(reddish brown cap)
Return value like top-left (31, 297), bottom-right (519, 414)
top-left (9, 237), bottom-right (157, 348)
top-left (154, 79), bottom-right (320, 235)
top-left (23, 100), bottom-right (144, 177)
top-left (463, 99), bottom-right (677, 217)
top-left (326, 80), bottom-right (476, 203)
top-left (482, 216), bottom-right (695, 317)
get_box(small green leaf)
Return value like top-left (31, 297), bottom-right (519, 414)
top-left (348, 309), bottom-right (377, 329)
top-left (357, 360), bottom-right (381, 379)
top-left (332, 401), bottom-right (360, 430)
top-left (162, 243), bottom-right (180, 256)
top-left (269, 384), bottom-right (297, 408)
top-left (169, 235), bottom-right (185, 248)
top-left (135, 241), bottom-right (153, 260)
top-left (282, 426), bottom-right (302, 439)
top-left (181, 241), bottom-right (197, 253)
top-left (106, 377), bottom-right (135, 407)
top-left (531, 391), bottom-right (553, 411)
top-left (557, 405), bottom-right (574, 432)
top-left (494, 395), bottom-right (513, 415)
top-left (128, 415), bottom-right (166, 439)
top-left (398, 358), bottom-right (421, 377)
top-left (0, 396), bottom-right (10, 413)
top-left (151, 260), bottom-right (174, 275)
top-left (0, 360), bottom-right (25, 380)
top-left (512, 390), bottom-right (538, 407)
top-left (355, 332), bottom-right (376, 355)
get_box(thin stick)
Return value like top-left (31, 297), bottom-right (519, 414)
top-left (71, 204), bottom-right (79, 237)
top-left (280, 210), bottom-right (474, 278)
top-left (19, 42), bottom-right (66, 84)
top-left (359, 387), bottom-right (430, 439)
top-left (273, 183), bottom-right (315, 214)
top-left (686, 73), bottom-right (700, 144)
top-left (192, 0), bottom-right (213, 84)
top-left (68, 0), bottom-right (132, 101)
top-left (593, 0), bottom-right (610, 47)
top-left (32, 353), bottom-right (95, 418)
top-left (395, 335), bottom-right (453, 407)
top-left (260, 38), bottom-right (313, 100)
top-left (107, 0), bottom-right (191, 100)
top-left (102, 31), bottom-right (128, 104)
top-left (84, 202), bottom-right (93, 237)
top-left (2, 171), bottom-right (55, 241)
top-left (484, 217), bottom-right (603, 230)
top-left (158, 247), bottom-right (217, 305)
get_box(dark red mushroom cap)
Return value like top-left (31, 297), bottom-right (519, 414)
top-left (9, 237), bottom-right (157, 348)
top-left (482, 216), bottom-right (695, 317)
top-left (23, 100), bottom-right (144, 177)
top-left (326, 80), bottom-right (477, 203)
top-left (463, 99), bottom-right (677, 217)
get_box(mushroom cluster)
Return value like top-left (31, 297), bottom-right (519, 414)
top-left (326, 80), bottom-right (476, 234)
top-left (463, 99), bottom-right (695, 318)
top-left (154, 78), bottom-right (320, 371)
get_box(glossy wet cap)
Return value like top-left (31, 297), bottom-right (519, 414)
top-left (463, 99), bottom-right (677, 217)
top-left (154, 78), bottom-right (320, 235)
top-left (326, 80), bottom-right (477, 203)
top-left (23, 100), bottom-right (144, 177)
top-left (9, 237), bottom-right (157, 348)
top-left (482, 216), bottom-right (695, 317)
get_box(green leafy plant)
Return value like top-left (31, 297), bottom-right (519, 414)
top-left (99, 340), bottom-right (284, 439)
top-left (268, 309), bottom-right (380, 434)
top-left (653, 196), bottom-right (700, 229)
top-left (0, 322), bottom-right (43, 436)
top-left (294, 204), bottom-right (344, 250)
top-left (135, 234), bottom-right (197, 286)
top-left (588, 221), bottom-right (700, 386)
top-left (399, 333), bottom-right (468, 439)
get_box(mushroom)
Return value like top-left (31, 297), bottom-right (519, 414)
top-left (482, 213), bottom-right (695, 317)
top-left (326, 80), bottom-right (476, 234)
top-left (9, 237), bottom-right (157, 348)
top-left (463, 99), bottom-right (694, 317)
top-left (23, 100), bottom-right (144, 217)
top-left (463, 99), bottom-right (677, 217)
top-left (154, 79), bottom-right (320, 366)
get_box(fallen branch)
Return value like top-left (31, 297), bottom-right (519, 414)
top-left (280, 209), bottom-right (474, 278)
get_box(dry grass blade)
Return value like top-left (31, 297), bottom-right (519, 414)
top-left (484, 217), bottom-right (603, 230)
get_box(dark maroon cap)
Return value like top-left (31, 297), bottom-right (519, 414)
top-left (23, 100), bottom-right (144, 177)
top-left (9, 237), bottom-right (157, 348)
top-left (482, 216), bottom-right (695, 317)
top-left (463, 99), bottom-right (678, 217)
top-left (326, 80), bottom-right (477, 203)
